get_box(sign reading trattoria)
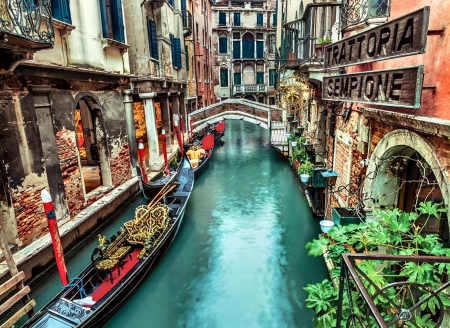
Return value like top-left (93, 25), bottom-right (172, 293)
top-left (324, 7), bottom-right (430, 69)
top-left (322, 66), bottom-right (424, 108)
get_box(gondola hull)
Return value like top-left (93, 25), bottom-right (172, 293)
top-left (22, 159), bottom-right (194, 328)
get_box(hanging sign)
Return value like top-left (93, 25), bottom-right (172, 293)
top-left (324, 7), bottom-right (430, 69)
top-left (322, 66), bottom-right (424, 108)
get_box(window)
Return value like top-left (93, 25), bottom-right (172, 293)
top-left (269, 35), bottom-right (276, 54)
top-left (258, 96), bottom-right (264, 103)
top-left (233, 40), bottom-right (240, 59)
top-left (167, 0), bottom-right (174, 7)
top-left (196, 23), bottom-right (199, 41)
top-left (256, 13), bottom-right (263, 26)
top-left (185, 45), bottom-right (189, 70)
top-left (242, 33), bottom-right (254, 59)
top-left (269, 69), bottom-right (276, 86)
top-left (147, 17), bottom-right (158, 60)
top-left (220, 68), bottom-right (228, 87)
top-left (233, 13), bottom-right (240, 26)
top-left (256, 41), bottom-right (263, 58)
top-left (202, 29), bottom-right (205, 46)
top-left (51, 0), bottom-right (72, 24)
top-left (170, 34), bottom-right (182, 68)
top-left (272, 12), bottom-right (277, 26)
top-left (269, 97), bottom-right (275, 105)
top-left (219, 12), bottom-right (226, 26)
top-left (219, 36), bottom-right (227, 54)
top-left (256, 72), bottom-right (264, 84)
top-left (99, 0), bottom-right (125, 43)
top-left (234, 72), bottom-right (241, 85)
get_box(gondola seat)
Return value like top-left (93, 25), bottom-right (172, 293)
top-left (91, 248), bottom-right (120, 284)
top-left (110, 246), bottom-right (132, 263)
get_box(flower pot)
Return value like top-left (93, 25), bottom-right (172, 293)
top-left (285, 133), bottom-right (291, 140)
top-left (332, 207), bottom-right (364, 226)
top-left (320, 220), bottom-right (334, 234)
top-left (291, 141), bottom-right (297, 147)
top-left (300, 174), bottom-right (310, 183)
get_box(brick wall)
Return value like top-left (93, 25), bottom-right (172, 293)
top-left (110, 142), bottom-right (132, 187)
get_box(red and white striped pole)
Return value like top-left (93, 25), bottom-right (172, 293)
top-left (174, 121), bottom-right (184, 157)
top-left (137, 139), bottom-right (148, 183)
top-left (161, 129), bottom-right (170, 174)
top-left (189, 120), bottom-right (193, 141)
top-left (180, 117), bottom-right (185, 144)
top-left (41, 189), bottom-right (69, 286)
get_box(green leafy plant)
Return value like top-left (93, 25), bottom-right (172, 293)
top-left (317, 36), bottom-right (331, 44)
top-left (298, 161), bottom-right (313, 176)
top-left (304, 202), bottom-right (449, 327)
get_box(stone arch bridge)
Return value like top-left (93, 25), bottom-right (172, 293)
top-left (187, 99), bottom-right (289, 152)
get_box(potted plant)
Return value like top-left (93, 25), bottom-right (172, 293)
top-left (298, 161), bottom-right (313, 183)
top-left (331, 207), bottom-right (364, 226)
top-left (315, 36), bottom-right (331, 58)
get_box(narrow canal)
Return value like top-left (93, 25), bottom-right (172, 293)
top-left (24, 120), bottom-right (327, 328)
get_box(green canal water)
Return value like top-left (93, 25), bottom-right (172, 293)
top-left (23, 120), bottom-right (327, 328)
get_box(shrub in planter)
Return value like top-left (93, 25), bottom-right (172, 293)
top-left (331, 207), bottom-right (364, 226)
top-left (298, 161), bottom-right (313, 177)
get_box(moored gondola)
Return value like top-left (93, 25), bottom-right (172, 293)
top-left (21, 156), bottom-right (194, 328)
top-left (139, 149), bottom-right (182, 200)
top-left (208, 120), bottom-right (225, 140)
top-left (185, 133), bottom-right (215, 178)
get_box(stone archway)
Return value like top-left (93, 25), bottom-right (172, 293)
top-left (364, 129), bottom-right (450, 218)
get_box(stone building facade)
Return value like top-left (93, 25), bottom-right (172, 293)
top-left (212, 0), bottom-right (277, 104)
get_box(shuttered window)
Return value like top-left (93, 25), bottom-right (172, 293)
top-left (256, 13), bottom-right (263, 26)
top-left (242, 41), bottom-right (254, 58)
top-left (173, 38), bottom-right (182, 68)
top-left (269, 69), bottom-right (276, 86)
top-left (272, 13), bottom-right (277, 26)
top-left (256, 41), bottom-right (264, 58)
top-left (147, 18), bottom-right (159, 60)
top-left (233, 40), bottom-right (240, 59)
top-left (233, 13), bottom-right (240, 26)
top-left (256, 72), bottom-right (264, 85)
top-left (185, 45), bottom-right (189, 70)
top-left (167, 0), bottom-right (174, 7)
top-left (99, 0), bottom-right (125, 43)
top-left (234, 73), bottom-right (241, 85)
top-left (220, 69), bottom-right (228, 87)
top-left (219, 12), bottom-right (226, 26)
top-left (219, 37), bottom-right (227, 54)
top-left (51, 0), bottom-right (72, 24)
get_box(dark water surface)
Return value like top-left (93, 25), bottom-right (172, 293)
top-left (26, 120), bottom-right (327, 328)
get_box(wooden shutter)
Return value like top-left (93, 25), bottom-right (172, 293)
top-left (234, 73), bottom-right (241, 85)
top-left (233, 40), bottom-right (240, 59)
top-left (220, 69), bottom-right (228, 87)
top-left (111, 0), bottom-right (125, 43)
top-left (272, 13), bottom-right (277, 26)
top-left (269, 70), bottom-right (276, 86)
top-left (243, 40), bottom-right (254, 59)
top-left (234, 13), bottom-right (240, 26)
top-left (181, 0), bottom-right (186, 11)
top-left (256, 72), bottom-right (264, 85)
top-left (219, 37), bottom-right (227, 54)
top-left (173, 38), bottom-right (182, 68)
top-left (147, 18), bottom-right (159, 60)
top-left (256, 41), bottom-right (263, 58)
top-left (99, 0), bottom-right (109, 38)
top-left (50, 0), bottom-right (72, 24)
top-left (219, 13), bottom-right (226, 26)
top-left (170, 34), bottom-right (175, 66)
top-left (257, 13), bottom-right (263, 26)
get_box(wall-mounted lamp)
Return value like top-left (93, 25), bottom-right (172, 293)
top-left (321, 169), bottom-right (339, 188)
top-left (287, 114), bottom-right (294, 122)
top-left (304, 141), bottom-right (314, 152)
top-left (297, 125), bottom-right (306, 135)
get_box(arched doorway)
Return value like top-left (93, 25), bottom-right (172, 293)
top-left (365, 129), bottom-right (450, 242)
top-left (74, 96), bottom-right (110, 194)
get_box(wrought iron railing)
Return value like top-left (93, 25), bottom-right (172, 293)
top-left (0, 0), bottom-right (54, 46)
top-left (337, 253), bottom-right (450, 327)
top-left (340, 0), bottom-right (390, 30)
top-left (182, 10), bottom-right (192, 35)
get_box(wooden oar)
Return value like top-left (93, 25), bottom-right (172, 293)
top-left (149, 174), bottom-right (174, 206)
top-left (148, 183), bottom-right (178, 210)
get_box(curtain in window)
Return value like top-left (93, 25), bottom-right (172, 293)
top-left (219, 12), bottom-right (226, 26)
top-left (220, 69), bottom-right (228, 87)
top-left (269, 69), bottom-right (276, 86)
top-left (256, 41), bottom-right (263, 58)
top-left (147, 18), bottom-right (159, 60)
top-left (256, 72), bottom-right (264, 85)
top-left (233, 13), bottom-right (240, 26)
top-left (219, 37), bottom-right (227, 54)
top-left (111, 0), bottom-right (125, 43)
top-left (234, 73), bottom-right (241, 85)
top-left (257, 13), bottom-right (263, 26)
top-left (51, 0), bottom-right (72, 24)
top-left (233, 40), bottom-right (240, 59)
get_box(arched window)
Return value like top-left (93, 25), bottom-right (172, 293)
top-left (220, 67), bottom-right (228, 87)
top-left (219, 34), bottom-right (228, 54)
top-left (242, 33), bottom-right (254, 59)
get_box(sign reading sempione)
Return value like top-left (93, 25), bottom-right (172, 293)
top-left (324, 7), bottom-right (429, 69)
top-left (322, 66), bottom-right (424, 108)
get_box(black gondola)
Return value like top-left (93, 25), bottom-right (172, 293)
top-left (185, 133), bottom-right (214, 178)
top-left (140, 150), bottom-right (183, 200)
top-left (21, 156), bottom-right (194, 328)
top-left (208, 120), bottom-right (225, 140)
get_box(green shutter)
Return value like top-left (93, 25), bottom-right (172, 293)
top-left (256, 41), bottom-right (263, 58)
top-left (219, 12), bottom-right (226, 26)
top-left (234, 13), bottom-right (240, 26)
top-left (269, 69), bottom-right (276, 86)
top-left (257, 13), bottom-right (263, 26)
top-left (99, 0), bottom-right (108, 38)
top-left (256, 72), bottom-right (264, 85)
top-left (185, 45), bottom-right (189, 70)
top-left (147, 18), bottom-right (158, 60)
top-left (51, 0), bottom-right (72, 24)
top-left (173, 38), bottom-right (182, 68)
top-left (220, 69), bottom-right (228, 87)
top-left (233, 40), bottom-right (240, 59)
top-left (243, 40), bottom-right (254, 58)
top-left (234, 73), bottom-right (241, 85)
top-left (219, 37), bottom-right (227, 54)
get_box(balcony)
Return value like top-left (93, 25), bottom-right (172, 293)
top-left (182, 10), bottom-right (192, 36)
top-left (341, 0), bottom-right (390, 30)
top-left (233, 84), bottom-right (267, 95)
top-left (0, 0), bottom-right (54, 51)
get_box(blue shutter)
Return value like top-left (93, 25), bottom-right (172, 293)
top-left (243, 40), bottom-right (254, 58)
top-left (269, 69), bottom-right (276, 86)
top-left (50, 0), bottom-right (72, 24)
top-left (272, 13), bottom-right (277, 26)
top-left (233, 40), bottom-right (240, 59)
top-left (220, 69), bottom-right (228, 87)
top-left (170, 34), bottom-right (175, 66)
top-left (257, 13), bottom-right (263, 26)
top-left (234, 73), bottom-right (241, 85)
top-left (185, 45), bottom-right (189, 70)
top-left (173, 38), bottom-right (182, 68)
top-left (111, 0), bottom-right (125, 43)
top-left (181, 0), bottom-right (186, 10)
top-left (167, 0), bottom-right (174, 7)
top-left (147, 18), bottom-right (158, 60)
top-left (256, 41), bottom-right (263, 58)
top-left (219, 12), bottom-right (226, 26)
top-left (99, 0), bottom-right (109, 38)
top-left (234, 13), bottom-right (240, 26)
top-left (219, 37), bottom-right (227, 53)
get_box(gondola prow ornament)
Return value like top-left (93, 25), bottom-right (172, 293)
top-left (41, 189), bottom-right (69, 286)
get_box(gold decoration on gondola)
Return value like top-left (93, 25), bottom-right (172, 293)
top-left (275, 74), bottom-right (311, 123)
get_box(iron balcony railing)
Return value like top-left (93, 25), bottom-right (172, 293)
top-left (0, 0), bottom-right (54, 47)
top-left (182, 10), bottom-right (192, 35)
top-left (233, 84), bottom-right (267, 95)
top-left (341, 0), bottom-right (390, 30)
